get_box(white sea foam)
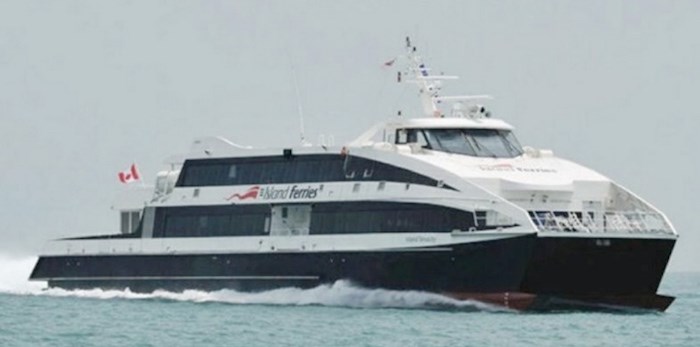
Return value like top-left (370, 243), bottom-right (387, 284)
top-left (0, 255), bottom-right (45, 294)
top-left (0, 255), bottom-right (507, 312)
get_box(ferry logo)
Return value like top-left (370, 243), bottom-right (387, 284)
top-left (225, 186), bottom-right (260, 201)
top-left (479, 163), bottom-right (515, 171)
top-left (478, 163), bottom-right (557, 173)
top-left (225, 185), bottom-right (320, 202)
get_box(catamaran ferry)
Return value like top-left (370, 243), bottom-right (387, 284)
top-left (30, 38), bottom-right (677, 311)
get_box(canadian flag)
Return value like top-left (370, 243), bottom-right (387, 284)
top-left (118, 164), bottom-right (141, 184)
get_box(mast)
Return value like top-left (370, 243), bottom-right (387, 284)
top-left (290, 61), bottom-right (311, 146)
top-left (399, 37), bottom-right (492, 119)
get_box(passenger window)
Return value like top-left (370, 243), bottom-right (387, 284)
top-left (198, 216), bottom-right (208, 228)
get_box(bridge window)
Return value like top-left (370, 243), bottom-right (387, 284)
top-left (405, 128), bottom-right (523, 158)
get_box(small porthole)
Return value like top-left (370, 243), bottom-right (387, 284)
top-left (378, 181), bottom-right (386, 191)
top-left (353, 183), bottom-right (361, 193)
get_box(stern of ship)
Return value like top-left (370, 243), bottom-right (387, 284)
top-left (521, 232), bottom-right (676, 311)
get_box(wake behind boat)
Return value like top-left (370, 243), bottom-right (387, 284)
top-left (30, 38), bottom-right (677, 311)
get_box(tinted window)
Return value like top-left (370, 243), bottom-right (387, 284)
top-left (151, 202), bottom-right (508, 238)
top-left (176, 155), bottom-right (442, 188)
top-left (153, 205), bottom-right (269, 238)
top-left (420, 129), bottom-right (523, 158)
top-left (310, 202), bottom-right (479, 234)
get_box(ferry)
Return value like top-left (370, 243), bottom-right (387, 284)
top-left (30, 38), bottom-right (677, 311)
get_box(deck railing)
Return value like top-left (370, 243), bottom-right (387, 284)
top-left (529, 211), bottom-right (674, 235)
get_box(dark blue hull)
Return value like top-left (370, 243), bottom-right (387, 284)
top-left (520, 235), bottom-right (676, 311)
top-left (31, 234), bottom-right (537, 296)
top-left (30, 233), bottom-right (677, 311)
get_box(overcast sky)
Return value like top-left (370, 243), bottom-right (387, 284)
top-left (0, 1), bottom-right (698, 271)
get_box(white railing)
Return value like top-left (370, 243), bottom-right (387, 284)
top-left (529, 211), bottom-right (674, 235)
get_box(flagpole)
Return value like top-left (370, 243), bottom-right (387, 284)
top-left (132, 161), bottom-right (145, 188)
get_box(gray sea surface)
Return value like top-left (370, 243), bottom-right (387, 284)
top-left (0, 256), bottom-right (697, 347)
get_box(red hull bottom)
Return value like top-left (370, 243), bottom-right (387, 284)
top-left (444, 292), bottom-right (675, 312)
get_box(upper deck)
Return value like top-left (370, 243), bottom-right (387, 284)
top-left (112, 37), bottom-right (676, 238)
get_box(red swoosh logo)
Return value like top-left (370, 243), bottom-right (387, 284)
top-left (225, 186), bottom-right (260, 201)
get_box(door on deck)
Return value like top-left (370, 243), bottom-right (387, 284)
top-left (270, 205), bottom-right (311, 236)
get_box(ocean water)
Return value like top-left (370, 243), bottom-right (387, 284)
top-left (0, 255), bottom-right (697, 347)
